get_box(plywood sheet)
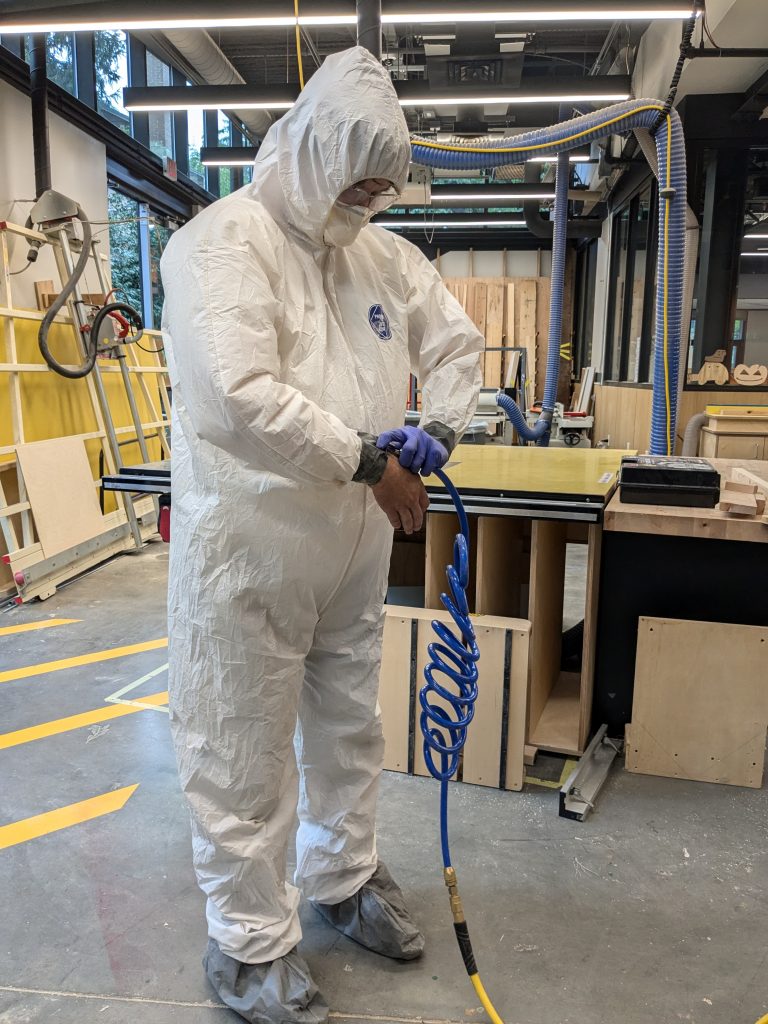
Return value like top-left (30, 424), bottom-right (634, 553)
top-left (378, 612), bottom-right (414, 773)
top-left (527, 521), bottom-right (566, 736)
top-left (626, 617), bottom-right (768, 788)
top-left (516, 279), bottom-right (538, 399)
top-left (16, 438), bottom-right (108, 559)
top-left (484, 282), bottom-right (505, 389)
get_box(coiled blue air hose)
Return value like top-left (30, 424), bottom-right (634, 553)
top-left (419, 468), bottom-right (479, 868)
top-left (411, 100), bottom-right (687, 456)
top-left (418, 468), bottom-right (504, 1022)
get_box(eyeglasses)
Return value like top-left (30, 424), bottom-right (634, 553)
top-left (337, 186), bottom-right (401, 213)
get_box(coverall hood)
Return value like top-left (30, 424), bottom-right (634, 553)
top-left (250, 46), bottom-right (411, 247)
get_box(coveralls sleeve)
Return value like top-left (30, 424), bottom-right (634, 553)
top-left (399, 242), bottom-right (484, 441)
top-left (163, 240), bottom-right (363, 485)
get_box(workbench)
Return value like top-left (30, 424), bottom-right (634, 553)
top-left (593, 457), bottom-right (768, 737)
top-left (413, 446), bottom-right (632, 757)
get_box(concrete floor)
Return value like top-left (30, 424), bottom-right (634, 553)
top-left (0, 546), bottom-right (766, 1024)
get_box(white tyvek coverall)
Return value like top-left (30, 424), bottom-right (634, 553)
top-left (161, 46), bottom-right (483, 966)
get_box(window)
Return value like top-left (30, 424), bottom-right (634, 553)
top-left (187, 106), bottom-right (206, 188)
top-left (21, 34), bottom-right (76, 96)
top-left (148, 220), bottom-right (173, 329)
top-left (95, 30), bottom-right (130, 133)
top-left (574, 239), bottom-right (598, 375)
top-left (604, 183), bottom-right (658, 383)
top-left (146, 52), bottom-right (174, 161)
top-left (217, 112), bottom-right (233, 198)
top-left (107, 187), bottom-right (143, 312)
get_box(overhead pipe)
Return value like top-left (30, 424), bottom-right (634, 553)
top-left (163, 30), bottom-right (273, 142)
top-left (412, 100), bottom-right (688, 455)
top-left (29, 34), bottom-right (51, 198)
top-left (356, 0), bottom-right (382, 60)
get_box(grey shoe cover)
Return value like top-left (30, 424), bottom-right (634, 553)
top-left (203, 939), bottom-right (329, 1024)
top-left (313, 862), bottom-right (425, 961)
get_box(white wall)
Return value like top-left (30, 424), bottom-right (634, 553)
top-left (0, 79), bottom-right (109, 309)
top-left (435, 248), bottom-right (552, 278)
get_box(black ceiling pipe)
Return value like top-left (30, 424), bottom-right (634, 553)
top-left (29, 34), bottom-right (51, 198)
top-left (357, 0), bottom-right (382, 60)
top-left (523, 162), bottom-right (602, 239)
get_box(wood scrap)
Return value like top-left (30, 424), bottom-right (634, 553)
top-left (717, 479), bottom-right (762, 516)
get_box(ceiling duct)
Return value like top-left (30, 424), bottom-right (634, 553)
top-left (162, 29), bottom-right (273, 142)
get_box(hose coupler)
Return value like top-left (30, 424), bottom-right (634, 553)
top-left (444, 867), bottom-right (466, 924)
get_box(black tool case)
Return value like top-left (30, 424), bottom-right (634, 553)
top-left (618, 456), bottom-right (721, 508)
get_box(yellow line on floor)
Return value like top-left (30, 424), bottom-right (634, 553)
top-left (0, 618), bottom-right (81, 638)
top-left (0, 784), bottom-right (138, 851)
top-left (0, 691), bottom-right (169, 750)
top-left (526, 758), bottom-right (579, 790)
top-left (0, 637), bottom-right (168, 685)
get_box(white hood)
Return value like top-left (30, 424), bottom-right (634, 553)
top-left (249, 46), bottom-right (411, 247)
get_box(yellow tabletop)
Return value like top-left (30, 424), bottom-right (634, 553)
top-left (426, 445), bottom-right (633, 501)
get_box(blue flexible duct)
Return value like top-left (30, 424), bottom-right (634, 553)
top-left (412, 100), bottom-right (686, 455)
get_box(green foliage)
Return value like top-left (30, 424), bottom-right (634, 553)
top-left (107, 190), bottom-right (143, 315)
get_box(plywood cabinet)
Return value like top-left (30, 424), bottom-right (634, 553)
top-left (700, 430), bottom-right (766, 460)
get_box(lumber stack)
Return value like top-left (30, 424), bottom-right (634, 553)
top-left (442, 274), bottom-right (573, 405)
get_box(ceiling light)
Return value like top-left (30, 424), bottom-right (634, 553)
top-left (399, 92), bottom-right (629, 106)
top-left (530, 154), bottom-right (592, 162)
top-left (0, 3), bottom-right (697, 33)
top-left (741, 251), bottom-right (768, 256)
top-left (429, 192), bottom-right (555, 200)
top-left (744, 233), bottom-right (768, 239)
top-left (377, 219), bottom-right (527, 228)
top-left (124, 79), bottom-right (629, 113)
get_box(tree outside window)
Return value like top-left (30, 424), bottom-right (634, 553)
top-left (95, 30), bottom-right (130, 133)
top-left (107, 188), bottom-right (143, 313)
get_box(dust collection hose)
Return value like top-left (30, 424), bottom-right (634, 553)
top-left (38, 206), bottom-right (95, 379)
top-left (412, 100), bottom-right (687, 455)
top-left (419, 467), bottom-right (503, 1024)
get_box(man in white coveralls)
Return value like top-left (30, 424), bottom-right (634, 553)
top-left (161, 45), bottom-right (483, 1024)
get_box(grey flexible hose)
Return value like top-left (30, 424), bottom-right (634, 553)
top-left (682, 412), bottom-right (707, 456)
top-left (38, 206), bottom-right (96, 379)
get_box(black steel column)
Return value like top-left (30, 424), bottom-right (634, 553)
top-left (29, 35), bottom-right (51, 197)
top-left (356, 0), bottom-right (382, 60)
top-left (692, 148), bottom-right (748, 370)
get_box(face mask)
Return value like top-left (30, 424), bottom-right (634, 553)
top-left (323, 204), bottom-right (370, 248)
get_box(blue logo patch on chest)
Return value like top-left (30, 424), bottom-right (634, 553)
top-left (368, 304), bottom-right (392, 342)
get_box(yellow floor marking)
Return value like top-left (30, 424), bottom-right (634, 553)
top-left (0, 691), bottom-right (169, 750)
top-left (0, 618), bottom-right (80, 638)
top-left (0, 784), bottom-right (138, 851)
top-left (526, 758), bottom-right (579, 790)
top-left (0, 637), bottom-right (168, 685)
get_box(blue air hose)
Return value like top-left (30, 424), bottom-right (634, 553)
top-left (411, 100), bottom-right (687, 455)
top-left (419, 468), bottom-right (504, 1022)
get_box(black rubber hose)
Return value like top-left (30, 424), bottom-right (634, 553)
top-left (651, 2), bottom-right (700, 134)
top-left (38, 207), bottom-right (96, 379)
top-left (89, 301), bottom-right (145, 354)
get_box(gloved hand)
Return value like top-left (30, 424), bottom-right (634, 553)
top-left (375, 427), bottom-right (448, 476)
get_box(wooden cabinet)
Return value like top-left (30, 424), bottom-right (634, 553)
top-left (700, 429), bottom-right (765, 460)
top-left (391, 510), bottom-right (601, 758)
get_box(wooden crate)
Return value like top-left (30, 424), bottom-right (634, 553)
top-left (379, 606), bottom-right (530, 791)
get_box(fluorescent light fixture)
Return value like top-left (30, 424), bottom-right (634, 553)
top-left (744, 233), bottom-right (768, 239)
top-left (125, 77), bottom-right (630, 113)
top-left (399, 92), bottom-right (629, 106)
top-left (741, 252), bottom-right (768, 257)
top-left (378, 219), bottom-right (527, 228)
top-left (202, 158), bottom-right (254, 166)
top-left (430, 192), bottom-right (555, 199)
top-left (0, 4), bottom-right (697, 33)
top-left (530, 154), bottom-right (592, 162)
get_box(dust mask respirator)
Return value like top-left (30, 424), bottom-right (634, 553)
top-left (323, 203), bottom-right (371, 247)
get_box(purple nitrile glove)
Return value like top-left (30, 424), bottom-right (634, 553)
top-left (375, 426), bottom-right (449, 476)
